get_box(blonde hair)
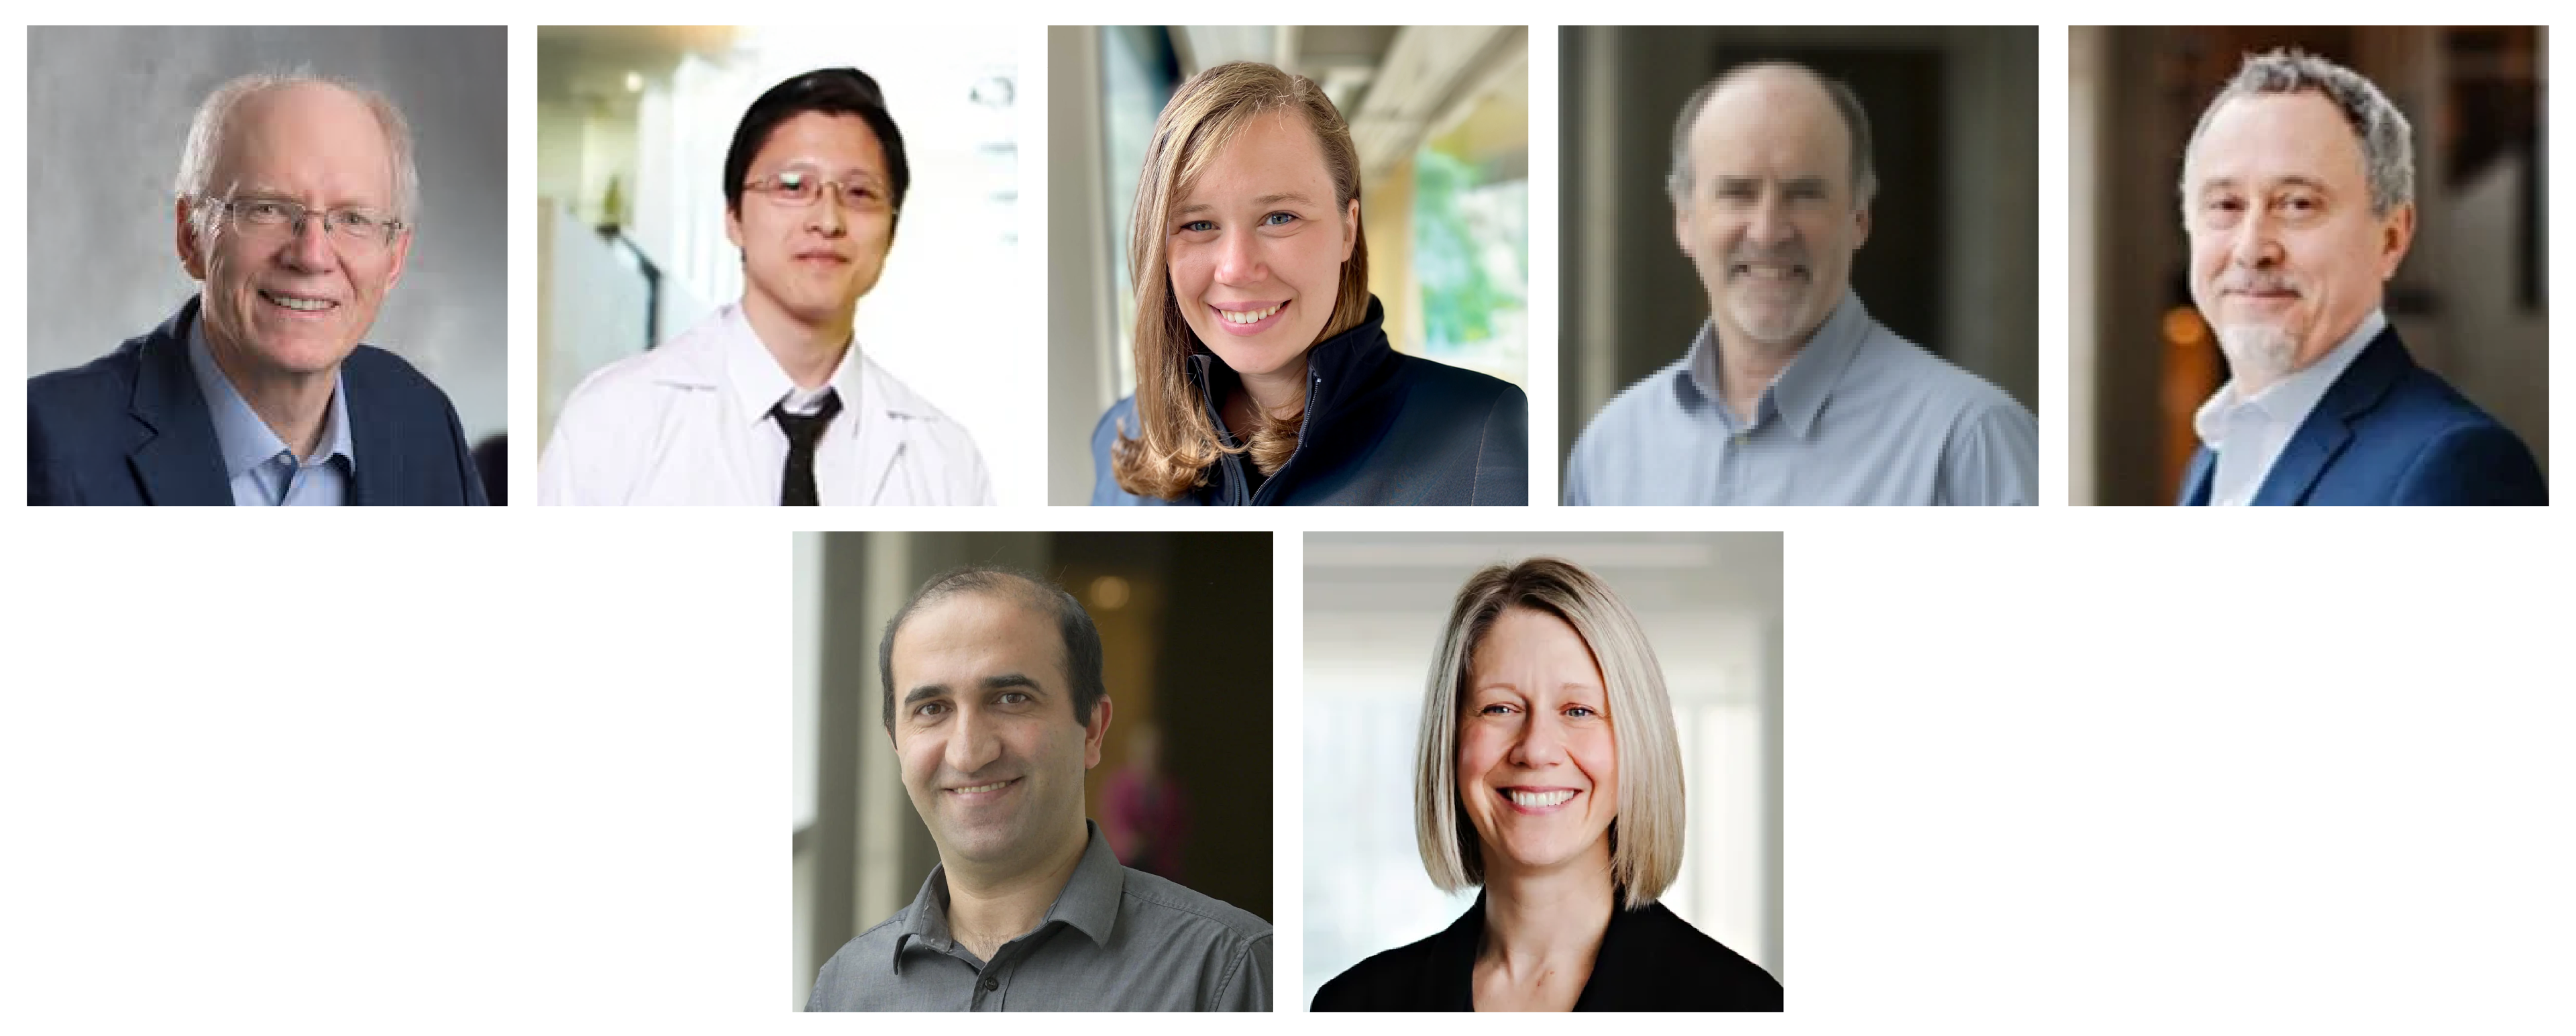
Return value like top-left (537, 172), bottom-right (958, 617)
top-left (1110, 61), bottom-right (1371, 501)
top-left (1414, 558), bottom-right (1686, 910)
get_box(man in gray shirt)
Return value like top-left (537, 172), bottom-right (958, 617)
top-left (806, 566), bottom-right (1271, 1011)
top-left (1565, 62), bottom-right (2036, 505)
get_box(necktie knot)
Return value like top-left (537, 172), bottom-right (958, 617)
top-left (771, 389), bottom-right (842, 505)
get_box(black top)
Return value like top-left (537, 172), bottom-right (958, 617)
top-left (1089, 295), bottom-right (1527, 505)
top-left (1312, 892), bottom-right (1782, 1012)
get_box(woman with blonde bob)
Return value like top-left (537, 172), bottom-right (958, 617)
top-left (1087, 61), bottom-right (1526, 505)
top-left (1314, 558), bottom-right (1780, 1011)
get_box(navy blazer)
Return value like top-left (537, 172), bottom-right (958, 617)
top-left (28, 299), bottom-right (488, 505)
top-left (2181, 326), bottom-right (2546, 506)
top-left (1088, 296), bottom-right (1527, 505)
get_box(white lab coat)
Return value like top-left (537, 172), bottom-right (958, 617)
top-left (538, 304), bottom-right (994, 505)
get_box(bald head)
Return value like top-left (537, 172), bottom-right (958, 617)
top-left (1668, 62), bottom-right (1875, 209)
top-left (175, 73), bottom-right (419, 233)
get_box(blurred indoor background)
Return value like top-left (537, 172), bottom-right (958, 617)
top-left (2071, 26), bottom-right (2547, 505)
top-left (1047, 25), bottom-right (1531, 503)
top-left (538, 28), bottom-right (1036, 504)
top-left (1560, 26), bottom-right (2039, 476)
top-left (791, 531), bottom-right (1273, 1009)
top-left (25, 25), bottom-right (508, 476)
top-left (1303, 531), bottom-right (1782, 1007)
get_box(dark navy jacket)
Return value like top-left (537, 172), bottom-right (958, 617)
top-left (2180, 325), bottom-right (2544, 505)
top-left (1089, 297), bottom-right (1526, 505)
top-left (28, 298), bottom-right (488, 505)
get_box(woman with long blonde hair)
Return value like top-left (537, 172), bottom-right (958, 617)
top-left (1087, 62), bottom-right (1526, 506)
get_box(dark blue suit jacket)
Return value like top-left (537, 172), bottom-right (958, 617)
top-left (28, 299), bottom-right (488, 505)
top-left (2180, 326), bottom-right (2545, 505)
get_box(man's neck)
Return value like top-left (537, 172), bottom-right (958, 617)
top-left (203, 324), bottom-right (335, 461)
top-left (1713, 330), bottom-right (1809, 426)
top-left (741, 293), bottom-right (855, 391)
top-left (941, 822), bottom-right (1089, 961)
top-left (1476, 845), bottom-right (1617, 980)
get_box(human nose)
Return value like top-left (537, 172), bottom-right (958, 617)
top-left (2229, 206), bottom-right (2280, 269)
top-left (1744, 191), bottom-right (1795, 248)
top-left (280, 211), bottom-right (339, 271)
top-left (1506, 711), bottom-right (1566, 768)
top-left (1214, 227), bottom-right (1265, 284)
top-left (945, 705), bottom-right (1002, 775)
top-left (806, 185), bottom-right (849, 237)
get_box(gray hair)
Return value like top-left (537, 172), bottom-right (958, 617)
top-left (2182, 48), bottom-right (2414, 217)
top-left (174, 71), bottom-right (421, 244)
top-left (1666, 62), bottom-right (1877, 208)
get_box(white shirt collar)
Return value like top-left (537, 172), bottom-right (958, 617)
top-left (2191, 309), bottom-right (2385, 505)
top-left (720, 303), bottom-right (860, 425)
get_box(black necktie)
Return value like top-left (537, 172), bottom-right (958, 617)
top-left (771, 390), bottom-right (842, 506)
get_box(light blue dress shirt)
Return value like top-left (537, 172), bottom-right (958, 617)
top-left (1565, 292), bottom-right (2036, 506)
top-left (186, 317), bottom-right (355, 506)
top-left (2190, 309), bottom-right (2383, 507)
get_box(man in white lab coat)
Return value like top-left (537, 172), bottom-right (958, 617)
top-left (539, 67), bottom-right (994, 505)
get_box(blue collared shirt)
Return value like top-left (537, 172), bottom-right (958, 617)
top-left (1566, 292), bottom-right (2036, 505)
top-left (2190, 309), bottom-right (2385, 507)
top-left (186, 315), bottom-right (355, 506)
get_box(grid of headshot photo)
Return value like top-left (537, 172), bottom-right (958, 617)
top-left (6, 15), bottom-right (2567, 1036)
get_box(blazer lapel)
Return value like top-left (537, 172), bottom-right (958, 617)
top-left (2180, 447), bottom-right (2216, 506)
top-left (125, 301), bottom-right (233, 506)
top-left (2251, 327), bottom-right (2408, 506)
top-left (345, 364), bottom-right (397, 506)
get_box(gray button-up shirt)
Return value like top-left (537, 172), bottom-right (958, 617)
top-left (806, 822), bottom-right (1271, 1011)
top-left (1565, 292), bottom-right (2035, 505)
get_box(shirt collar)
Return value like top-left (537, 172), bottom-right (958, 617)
top-left (185, 307), bottom-right (355, 479)
top-left (890, 821), bottom-right (1126, 972)
top-left (722, 304), bottom-right (859, 425)
top-left (2192, 308), bottom-right (2386, 448)
top-left (1679, 290), bottom-right (1871, 439)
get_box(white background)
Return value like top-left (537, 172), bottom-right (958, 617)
top-left (5, 7), bottom-right (2573, 1033)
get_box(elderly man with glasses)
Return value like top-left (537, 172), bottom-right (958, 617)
top-left (538, 67), bottom-right (994, 506)
top-left (28, 72), bottom-right (486, 505)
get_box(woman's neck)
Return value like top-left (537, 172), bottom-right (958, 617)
top-left (1220, 355), bottom-right (1309, 438)
top-left (1472, 844), bottom-right (1617, 1008)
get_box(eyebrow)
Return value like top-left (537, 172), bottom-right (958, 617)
top-left (902, 673), bottom-right (1044, 708)
top-left (2196, 174), bottom-right (2332, 195)
top-left (1713, 174), bottom-right (1829, 192)
top-left (1175, 191), bottom-right (1318, 218)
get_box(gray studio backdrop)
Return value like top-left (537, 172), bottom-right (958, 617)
top-left (25, 25), bottom-right (509, 447)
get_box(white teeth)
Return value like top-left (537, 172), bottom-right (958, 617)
top-left (953, 781), bottom-right (1010, 794)
top-left (1508, 789), bottom-right (1575, 809)
top-left (1734, 265), bottom-right (1802, 280)
top-left (263, 292), bottom-right (334, 312)
top-left (1220, 304), bottom-right (1281, 325)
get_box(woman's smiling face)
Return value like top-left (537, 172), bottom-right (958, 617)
top-left (1163, 109), bottom-right (1358, 381)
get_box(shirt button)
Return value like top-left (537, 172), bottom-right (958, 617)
top-left (981, 977), bottom-right (999, 991)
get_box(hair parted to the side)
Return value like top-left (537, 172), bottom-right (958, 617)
top-left (2179, 48), bottom-right (2414, 218)
top-left (877, 564), bottom-right (1107, 737)
top-left (1413, 558), bottom-right (1686, 911)
top-left (174, 70), bottom-right (420, 250)
top-left (724, 67), bottom-right (912, 231)
top-left (1109, 61), bottom-right (1371, 501)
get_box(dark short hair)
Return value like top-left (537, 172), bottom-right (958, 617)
top-left (878, 565), bottom-right (1107, 737)
top-left (722, 67), bottom-right (912, 226)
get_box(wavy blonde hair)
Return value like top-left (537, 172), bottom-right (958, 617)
top-left (1415, 558), bottom-right (1686, 911)
top-left (1110, 61), bottom-right (1371, 500)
